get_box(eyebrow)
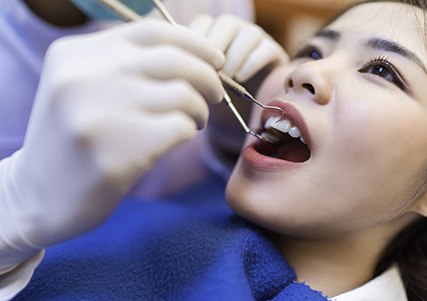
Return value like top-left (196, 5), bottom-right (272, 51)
top-left (314, 29), bottom-right (341, 41)
top-left (313, 29), bottom-right (427, 75)
top-left (366, 38), bottom-right (427, 74)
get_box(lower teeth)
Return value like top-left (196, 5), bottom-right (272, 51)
top-left (260, 131), bottom-right (280, 143)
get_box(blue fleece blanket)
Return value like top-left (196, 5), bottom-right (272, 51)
top-left (15, 175), bottom-right (328, 301)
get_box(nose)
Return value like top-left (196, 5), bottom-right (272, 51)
top-left (285, 61), bottom-right (333, 105)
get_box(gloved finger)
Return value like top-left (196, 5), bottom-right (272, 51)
top-left (188, 14), bottom-right (214, 37)
top-left (115, 19), bottom-right (225, 70)
top-left (88, 76), bottom-right (209, 130)
top-left (128, 78), bottom-right (210, 130)
top-left (140, 111), bottom-right (198, 157)
top-left (130, 45), bottom-right (224, 105)
top-left (222, 25), bottom-right (263, 78)
top-left (204, 14), bottom-right (242, 53)
top-left (236, 38), bottom-right (289, 82)
top-left (85, 111), bottom-right (197, 179)
top-left (143, 111), bottom-right (196, 152)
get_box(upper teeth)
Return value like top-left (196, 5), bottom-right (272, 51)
top-left (264, 116), bottom-right (306, 144)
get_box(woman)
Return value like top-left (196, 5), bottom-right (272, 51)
top-left (5, 0), bottom-right (427, 300)
top-left (227, 0), bottom-right (427, 299)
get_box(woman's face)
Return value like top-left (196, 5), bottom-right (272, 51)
top-left (227, 2), bottom-right (427, 238)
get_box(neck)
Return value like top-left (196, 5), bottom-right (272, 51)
top-left (272, 220), bottom-right (411, 298)
top-left (24, 0), bottom-right (88, 27)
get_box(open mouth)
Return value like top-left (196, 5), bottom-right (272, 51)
top-left (255, 115), bottom-right (311, 163)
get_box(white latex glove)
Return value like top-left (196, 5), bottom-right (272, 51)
top-left (0, 19), bottom-right (224, 271)
top-left (189, 14), bottom-right (288, 82)
top-left (189, 14), bottom-right (288, 176)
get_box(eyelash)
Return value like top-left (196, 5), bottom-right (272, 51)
top-left (293, 46), bottom-right (407, 92)
top-left (293, 45), bottom-right (323, 60)
top-left (359, 56), bottom-right (407, 91)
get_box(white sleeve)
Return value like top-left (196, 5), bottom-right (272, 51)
top-left (0, 250), bottom-right (44, 301)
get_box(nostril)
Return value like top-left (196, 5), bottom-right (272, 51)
top-left (288, 79), bottom-right (294, 88)
top-left (302, 83), bottom-right (315, 95)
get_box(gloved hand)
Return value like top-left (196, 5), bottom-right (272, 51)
top-left (189, 14), bottom-right (288, 83)
top-left (189, 14), bottom-right (288, 174)
top-left (0, 19), bottom-right (224, 271)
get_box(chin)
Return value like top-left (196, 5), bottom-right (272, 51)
top-left (226, 167), bottom-right (353, 239)
top-left (225, 172), bottom-right (298, 235)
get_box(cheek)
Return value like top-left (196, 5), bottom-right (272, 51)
top-left (335, 94), bottom-right (423, 174)
top-left (328, 94), bottom-right (427, 211)
top-left (256, 65), bottom-right (292, 102)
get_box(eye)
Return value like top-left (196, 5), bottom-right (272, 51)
top-left (293, 45), bottom-right (323, 60)
top-left (359, 57), bottom-right (407, 91)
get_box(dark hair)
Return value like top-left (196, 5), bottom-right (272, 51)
top-left (357, 2), bottom-right (427, 300)
top-left (374, 218), bottom-right (427, 301)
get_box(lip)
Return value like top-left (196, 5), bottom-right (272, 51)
top-left (242, 100), bottom-right (312, 171)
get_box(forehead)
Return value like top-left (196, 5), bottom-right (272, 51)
top-left (326, 2), bottom-right (426, 58)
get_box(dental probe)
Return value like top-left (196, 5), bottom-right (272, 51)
top-left (149, 0), bottom-right (284, 119)
top-left (217, 70), bottom-right (282, 113)
top-left (222, 93), bottom-right (275, 143)
top-left (96, 0), bottom-right (278, 143)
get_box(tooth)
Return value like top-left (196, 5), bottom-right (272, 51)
top-left (300, 136), bottom-right (306, 144)
top-left (261, 131), bottom-right (279, 143)
top-left (273, 115), bottom-right (282, 123)
top-left (289, 126), bottom-right (301, 138)
top-left (274, 119), bottom-right (291, 133)
top-left (265, 116), bottom-right (276, 129)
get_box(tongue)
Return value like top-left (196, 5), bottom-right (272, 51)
top-left (257, 139), bottom-right (310, 162)
top-left (276, 140), bottom-right (310, 162)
